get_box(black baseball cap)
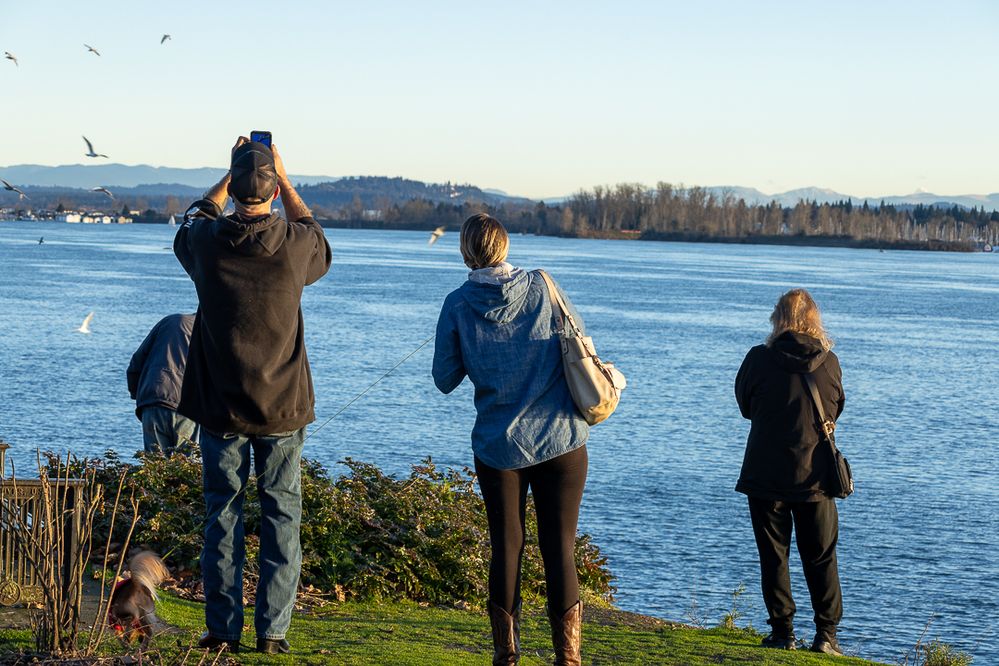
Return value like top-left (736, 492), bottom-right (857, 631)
top-left (229, 141), bottom-right (278, 205)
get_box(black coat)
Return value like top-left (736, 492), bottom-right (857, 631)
top-left (174, 200), bottom-right (332, 435)
top-left (735, 331), bottom-right (845, 502)
top-left (126, 313), bottom-right (195, 419)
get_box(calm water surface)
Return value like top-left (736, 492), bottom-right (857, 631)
top-left (1, 222), bottom-right (997, 663)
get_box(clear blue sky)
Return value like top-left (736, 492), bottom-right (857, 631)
top-left (1, 0), bottom-right (996, 198)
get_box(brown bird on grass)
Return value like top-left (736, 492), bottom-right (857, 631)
top-left (108, 551), bottom-right (171, 644)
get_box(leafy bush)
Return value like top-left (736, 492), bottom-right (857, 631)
top-left (921, 640), bottom-right (973, 666)
top-left (73, 449), bottom-right (615, 607)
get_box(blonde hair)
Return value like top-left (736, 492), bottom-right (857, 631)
top-left (766, 288), bottom-right (833, 350)
top-left (460, 213), bottom-right (509, 270)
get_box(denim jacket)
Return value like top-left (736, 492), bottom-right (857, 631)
top-left (432, 267), bottom-right (589, 470)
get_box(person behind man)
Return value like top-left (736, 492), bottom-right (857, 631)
top-left (126, 313), bottom-right (198, 455)
top-left (735, 289), bottom-right (846, 656)
top-left (433, 214), bottom-right (589, 665)
top-left (174, 137), bottom-right (331, 655)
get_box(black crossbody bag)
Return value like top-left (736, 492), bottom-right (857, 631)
top-left (802, 373), bottom-right (854, 499)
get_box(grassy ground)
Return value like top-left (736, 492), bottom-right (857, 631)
top-left (0, 594), bottom-right (886, 665)
top-left (0, 595), bottom-right (892, 666)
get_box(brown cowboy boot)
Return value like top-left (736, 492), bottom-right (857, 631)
top-left (488, 600), bottom-right (521, 665)
top-left (548, 600), bottom-right (582, 666)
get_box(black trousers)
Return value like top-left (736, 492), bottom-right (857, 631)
top-left (475, 445), bottom-right (588, 616)
top-left (748, 497), bottom-right (843, 636)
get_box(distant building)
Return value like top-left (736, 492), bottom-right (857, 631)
top-left (362, 209), bottom-right (384, 220)
top-left (57, 213), bottom-right (82, 223)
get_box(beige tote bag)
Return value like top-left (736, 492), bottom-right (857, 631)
top-left (538, 270), bottom-right (626, 425)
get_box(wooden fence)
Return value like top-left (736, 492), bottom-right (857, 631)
top-left (0, 441), bottom-right (84, 606)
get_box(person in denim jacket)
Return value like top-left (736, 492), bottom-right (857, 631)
top-left (433, 213), bottom-right (589, 665)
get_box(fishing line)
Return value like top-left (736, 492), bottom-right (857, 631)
top-left (304, 334), bottom-right (436, 442)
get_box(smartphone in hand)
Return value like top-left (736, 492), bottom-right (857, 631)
top-left (250, 130), bottom-right (272, 148)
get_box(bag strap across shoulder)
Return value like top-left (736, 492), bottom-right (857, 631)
top-left (801, 372), bottom-right (838, 450)
top-left (536, 270), bottom-right (582, 337)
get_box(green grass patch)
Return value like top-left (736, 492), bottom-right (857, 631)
top-left (3, 594), bottom-right (888, 665)
top-left (158, 594), bottom-right (887, 665)
top-left (0, 593), bottom-right (888, 665)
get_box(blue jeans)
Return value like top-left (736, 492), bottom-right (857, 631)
top-left (141, 405), bottom-right (199, 456)
top-left (200, 428), bottom-right (304, 641)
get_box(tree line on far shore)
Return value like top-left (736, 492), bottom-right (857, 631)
top-left (6, 180), bottom-right (999, 250)
top-left (318, 183), bottom-right (999, 250)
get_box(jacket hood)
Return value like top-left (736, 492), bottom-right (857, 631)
top-left (211, 212), bottom-right (286, 256)
top-left (460, 267), bottom-right (531, 323)
top-left (767, 331), bottom-right (829, 373)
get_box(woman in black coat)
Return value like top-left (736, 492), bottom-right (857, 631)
top-left (735, 288), bottom-right (845, 656)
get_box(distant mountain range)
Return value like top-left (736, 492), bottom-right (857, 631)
top-left (703, 186), bottom-right (999, 211)
top-left (0, 164), bottom-right (338, 191)
top-left (1, 164), bottom-right (997, 211)
top-left (0, 167), bottom-right (535, 212)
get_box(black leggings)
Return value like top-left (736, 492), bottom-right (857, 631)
top-left (475, 445), bottom-right (588, 616)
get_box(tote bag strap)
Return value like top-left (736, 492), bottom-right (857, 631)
top-left (536, 270), bottom-right (582, 337)
top-left (801, 372), bottom-right (838, 451)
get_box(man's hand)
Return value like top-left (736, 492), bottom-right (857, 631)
top-left (271, 143), bottom-right (311, 221)
top-left (198, 137), bottom-right (245, 211)
top-left (272, 143), bottom-right (288, 185)
top-left (231, 136), bottom-right (249, 160)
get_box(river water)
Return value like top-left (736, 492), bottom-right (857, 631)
top-left (1, 222), bottom-right (996, 663)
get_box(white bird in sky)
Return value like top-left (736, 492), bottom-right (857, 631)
top-left (1, 178), bottom-right (28, 199)
top-left (84, 44), bottom-right (100, 56)
top-left (77, 312), bottom-right (94, 334)
top-left (92, 186), bottom-right (114, 199)
top-left (160, 34), bottom-right (171, 44)
top-left (428, 226), bottom-right (446, 246)
top-left (83, 136), bottom-right (108, 158)
top-left (4, 51), bottom-right (16, 67)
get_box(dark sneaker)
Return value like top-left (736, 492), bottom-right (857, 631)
top-left (811, 634), bottom-right (844, 656)
top-left (197, 632), bottom-right (240, 652)
top-left (257, 637), bottom-right (291, 654)
top-left (761, 631), bottom-right (796, 650)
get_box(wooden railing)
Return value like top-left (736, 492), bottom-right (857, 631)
top-left (0, 441), bottom-right (85, 607)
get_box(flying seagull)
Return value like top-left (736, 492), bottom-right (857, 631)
top-left (4, 52), bottom-right (16, 67)
top-left (1, 178), bottom-right (28, 199)
top-left (428, 226), bottom-right (446, 246)
top-left (160, 34), bottom-right (171, 44)
top-left (83, 136), bottom-right (108, 158)
top-left (92, 186), bottom-right (114, 199)
top-left (77, 311), bottom-right (94, 334)
top-left (84, 44), bottom-right (100, 56)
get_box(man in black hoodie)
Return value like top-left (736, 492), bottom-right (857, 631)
top-left (174, 137), bottom-right (331, 655)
